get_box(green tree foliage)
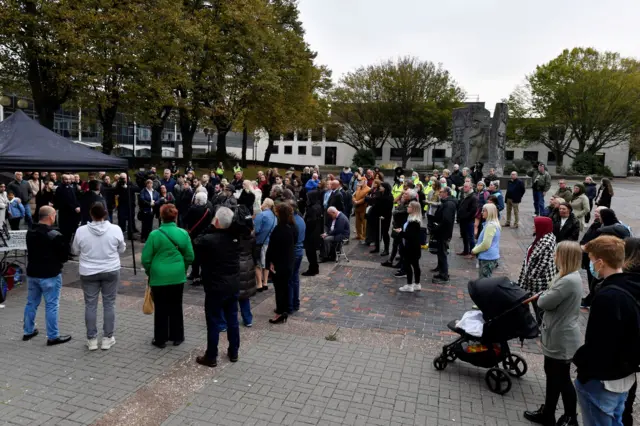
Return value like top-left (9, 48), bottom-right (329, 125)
top-left (0, 0), bottom-right (85, 129)
top-left (352, 149), bottom-right (376, 168)
top-left (508, 48), bottom-right (640, 166)
top-left (332, 57), bottom-right (464, 168)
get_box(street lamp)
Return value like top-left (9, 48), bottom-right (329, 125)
top-left (16, 99), bottom-right (28, 109)
top-left (0, 95), bottom-right (10, 106)
top-left (203, 128), bottom-right (211, 155)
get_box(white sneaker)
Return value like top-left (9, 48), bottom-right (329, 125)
top-left (413, 284), bottom-right (421, 291)
top-left (101, 337), bottom-right (116, 350)
top-left (399, 284), bottom-right (414, 293)
top-left (87, 338), bottom-right (98, 351)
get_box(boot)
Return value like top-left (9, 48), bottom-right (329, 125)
top-left (523, 405), bottom-right (555, 425)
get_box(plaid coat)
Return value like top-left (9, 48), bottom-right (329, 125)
top-left (518, 233), bottom-right (557, 293)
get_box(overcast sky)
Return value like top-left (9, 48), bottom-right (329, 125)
top-left (298, 0), bottom-right (640, 110)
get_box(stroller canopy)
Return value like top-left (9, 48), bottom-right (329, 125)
top-left (468, 277), bottom-right (538, 342)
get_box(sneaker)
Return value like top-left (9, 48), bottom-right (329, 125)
top-left (398, 284), bottom-right (414, 293)
top-left (413, 284), bottom-right (421, 291)
top-left (101, 336), bottom-right (116, 350)
top-left (244, 323), bottom-right (253, 328)
top-left (381, 260), bottom-right (393, 267)
top-left (430, 267), bottom-right (440, 273)
top-left (87, 338), bottom-right (99, 351)
top-left (394, 271), bottom-right (407, 278)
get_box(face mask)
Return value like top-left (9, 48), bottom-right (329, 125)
top-left (399, 178), bottom-right (404, 183)
top-left (589, 260), bottom-right (601, 279)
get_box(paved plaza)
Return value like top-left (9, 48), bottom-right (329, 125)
top-left (1, 179), bottom-right (639, 426)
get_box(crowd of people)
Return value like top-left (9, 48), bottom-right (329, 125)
top-left (5, 159), bottom-right (640, 425)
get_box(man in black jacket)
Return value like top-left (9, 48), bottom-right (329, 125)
top-left (433, 187), bottom-right (457, 283)
top-left (101, 176), bottom-right (116, 222)
top-left (324, 180), bottom-right (345, 231)
top-left (456, 182), bottom-right (478, 257)
top-left (22, 206), bottom-right (72, 346)
top-left (194, 207), bottom-right (241, 368)
top-left (302, 188), bottom-right (324, 276)
top-left (575, 236), bottom-right (640, 424)
top-left (80, 180), bottom-right (107, 225)
top-left (54, 174), bottom-right (80, 251)
top-left (505, 171), bottom-right (526, 228)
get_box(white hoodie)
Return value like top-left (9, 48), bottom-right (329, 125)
top-left (71, 221), bottom-right (126, 276)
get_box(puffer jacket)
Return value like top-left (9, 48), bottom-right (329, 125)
top-left (238, 234), bottom-right (257, 300)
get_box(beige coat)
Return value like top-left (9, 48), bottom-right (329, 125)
top-left (27, 180), bottom-right (42, 215)
top-left (352, 185), bottom-right (371, 213)
top-left (570, 194), bottom-right (590, 231)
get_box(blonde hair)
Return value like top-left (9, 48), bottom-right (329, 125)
top-left (555, 241), bottom-right (582, 278)
top-left (407, 201), bottom-right (422, 222)
top-left (482, 203), bottom-right (501, 230)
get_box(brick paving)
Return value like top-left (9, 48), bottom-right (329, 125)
top-left (0, 179), bottom-right (638, 425)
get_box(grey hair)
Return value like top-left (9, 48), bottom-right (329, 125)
top-left (476, 181), bottom-right (486, 189)
top-left (406, 189), bottom-right (417, 200)
top-left (491, 180), bottom-right (500, 190)
top-left (462, 167), bottom-right (470, 173)
top-left (214, 206), bottom-right (234, 229)
top-left (194, 192), bottom-right (208, 205)
top-left (327, 206), bottom-right (338, 215)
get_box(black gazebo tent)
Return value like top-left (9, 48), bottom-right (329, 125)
top-left (0, 110), bottom-right (137, 272)
top-left (0, 110), bottom-right (128, 170)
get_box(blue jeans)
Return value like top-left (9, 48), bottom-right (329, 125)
top-left (24, 274), bottom-right (62, 339)
top-left (533, 191), bottom-right (545, 216)
top-left (575, 379), bottom-right (627, 426)
top-left (24, 206), bottom-right (33, 227)
top-left (215, 298), bottom-right (253, 328)
top-left (289, 255), bottom-right (303, 312)
top-left (204, 291), bottom-right (240, 361)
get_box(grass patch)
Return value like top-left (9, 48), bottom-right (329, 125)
top-left (344, 291), bottom-right (362, 297)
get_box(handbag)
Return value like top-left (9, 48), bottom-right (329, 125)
top-left (142, 283), bottom-right (154, 315)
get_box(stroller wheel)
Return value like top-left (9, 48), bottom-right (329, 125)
top-left (446, 353), bottom-right (457, 363)
top-left (433, 356), bottom-right (447, 371)
top-left (501, 354), bottom-right (528, 378)
top-left (485, 368), bottom-right (512, 395)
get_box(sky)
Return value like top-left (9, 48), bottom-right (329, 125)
top-left (297, 0), bottom-right (640, 110)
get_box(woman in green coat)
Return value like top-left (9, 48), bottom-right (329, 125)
top-left (142, 204), bottom-right (195, 348)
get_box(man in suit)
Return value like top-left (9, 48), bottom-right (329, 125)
top-left (54, 174), bottom-right (80, 252)
top-left (320, 207), bottom-right (350, 262)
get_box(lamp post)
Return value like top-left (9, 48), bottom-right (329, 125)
top-left (204, 128), bottom-right (211, 155)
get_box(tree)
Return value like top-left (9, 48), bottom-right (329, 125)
top-left (0, 0), bottom-right (85, 129)
top-left (517, 48), bottom-right (640, 160)
top-left (507, 84), bottom-right (575, 168)
top-left (244, 0), bottom-right (331, 165)
top-left (381, 57), bottom-right (465, 168)
top-left (331, 65), bottom-right (392, 151)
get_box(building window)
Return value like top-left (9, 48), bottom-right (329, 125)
top-left (410, 148), bottom-right (423, 159)
top-left (389, 148), bottom-right (403, 159)
top-left (284, 145), bottom-right (292, 155)
top-left (270, 144), bottom-right (279, 154)
top-left (523, 151), bottom-right (539, 162)
top-left (432, 149), bottom-right (446, 160)
top-left (311, 146), bottom-right (321, 156)
top-left (374, 147), bottom-right (382, 159)
top-left (596, 152), bottom-right (605, 166)
top-left (298, 146), bottom-right (306, 155)
top-left (547, 151), bottom-right (557, 165)
top-left (505, 150), bottom-right (515, 161)
top-left (325, 124), bottom-right (340, 141)
top-left (284, 131), bottom-right (295, 141)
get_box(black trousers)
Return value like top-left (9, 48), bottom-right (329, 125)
top-left (117, 208), bottom-right (133, 239)
top-left (151, 284), bottom-right (184, 344)
top-left (8, 218), bottom-right (21, 230)
top-left (305, 219), bottom-right (321, 270)
top-left (436, 238), bottom-right (449, 277)
top-left (58, 212), bottom-right (78, 251)
top-left (404, 257), bottom-right (421, 285)
top-left (141, 212), bottom-right (154, 241)
top-left (272, 269), bottom-right (292, 315)
top-left (543, 356), bottom-right (577, 418)
top-left (376, 219), bottom-right (390, 251)
top-left (390, 236), bottom-right (402, 262)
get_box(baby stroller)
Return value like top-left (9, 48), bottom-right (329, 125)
top-left (433, 277), bottom-right (539, 395)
